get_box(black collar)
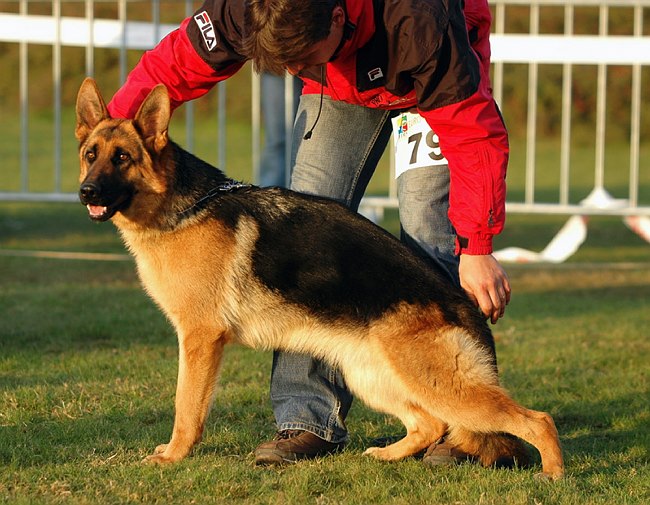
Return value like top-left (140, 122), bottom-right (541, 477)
top-left (177, 180), bottom-right (251, 218)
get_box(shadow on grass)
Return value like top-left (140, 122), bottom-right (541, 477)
top-left (556, 401), bottom-right (649, 479)
top-left (0, 408), bottom-right (173, 467)
top-left (0, 383), bottom-right (274, 469)
top-left (2, 393), bottom-right (645, 483)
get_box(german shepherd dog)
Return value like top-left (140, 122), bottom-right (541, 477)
top-left (76, 78), bottom-right (564, 480)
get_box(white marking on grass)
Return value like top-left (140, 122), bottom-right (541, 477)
top-left (0, 249), bottom-right (130, 261)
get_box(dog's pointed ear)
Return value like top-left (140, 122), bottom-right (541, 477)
top-left (75, 78), bottom-right (109, 143)
top-left (134, 84), bottom-right (171, 154)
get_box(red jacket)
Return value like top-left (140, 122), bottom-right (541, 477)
top-left (108, 0), bottom-right (507, 255)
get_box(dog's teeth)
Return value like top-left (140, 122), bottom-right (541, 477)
top-left (87, 204), bottom-right (107, 217)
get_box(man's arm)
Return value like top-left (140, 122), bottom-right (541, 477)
top-left (108, 11), bottom-right (245, 118)
top-left (419, 86), bottom-right (508, 256)
top-left (419, 84), bottom-right (510, 323)
top-left (411, 0), bottom-right (510, 321)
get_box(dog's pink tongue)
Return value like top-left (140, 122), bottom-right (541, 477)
top-left (87, 204), bottom-right (107, 218)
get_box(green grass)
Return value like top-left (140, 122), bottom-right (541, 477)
top-left (0, 202), bottom-right (649, 504)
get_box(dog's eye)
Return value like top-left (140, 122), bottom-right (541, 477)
top-left (85, 151), bottom-right (96, 162)
top-left (117, 152), bottom-right (130, 163)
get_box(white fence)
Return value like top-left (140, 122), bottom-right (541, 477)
top-left (1, 0), bottom-right (649, 242)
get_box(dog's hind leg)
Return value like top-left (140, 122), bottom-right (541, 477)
top-left (364, 405), bottom-right (447, 461)
top-left (144, 329), bottom-right (226, 464)
top-left (337, 338), bottom-right (447, 461)
top-left (443, 386), bottom-right (564, 480)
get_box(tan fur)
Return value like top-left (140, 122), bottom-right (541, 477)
top-left (75, 78), bottom-right (564, 479)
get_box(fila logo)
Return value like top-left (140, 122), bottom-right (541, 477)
top-left (368, 67), bottom-right (384, 81)
top-left (194, 11), bottom-right (217, 51)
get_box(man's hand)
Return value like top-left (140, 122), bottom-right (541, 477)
top-left (459, 254), bottom-right (511, 324)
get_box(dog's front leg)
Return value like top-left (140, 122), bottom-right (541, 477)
top-left (144, 329), bottom-right (226, 464)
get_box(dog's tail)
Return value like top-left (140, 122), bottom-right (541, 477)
top-left (446, 428), bottom-right (531, 468)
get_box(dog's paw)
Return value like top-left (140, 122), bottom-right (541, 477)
top-left (142, 444), bottom-right (179, 465)
top-left (142, 452), bottom-right (176, 465)
top-left (534, 471), bottom-right (564, 482)
top-left (363, 446), bottom-right (392, 461)
top-left (153, 443), bottom-right (168, 455)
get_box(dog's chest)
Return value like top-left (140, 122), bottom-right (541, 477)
top-left (121, 222), bottom-right (238, 323)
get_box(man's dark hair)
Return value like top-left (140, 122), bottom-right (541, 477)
top-left (243, 0), bottom-right (337, 74)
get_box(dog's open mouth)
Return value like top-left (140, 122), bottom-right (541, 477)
top-left (80, 189), bottom-right (131, 222)
top-left (83, 194), bottom-right (131, 221)
top-left (86, 204), bottom-right (110, 219)
top-left (85, 204), bottom-right (117, 221)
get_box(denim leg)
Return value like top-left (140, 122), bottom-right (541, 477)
top-left (290, 96), bottom-right (392, 211)
top-left (259, 73), bottom-right (301, 187)
top-left (270, 95), bottom-right (393, 443)
top-left (397, 165), bottom-right (460, 287)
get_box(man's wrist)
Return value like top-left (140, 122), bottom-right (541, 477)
top-left (455, 234), bottom-right (494, 255)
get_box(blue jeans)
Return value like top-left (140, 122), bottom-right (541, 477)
top-left (259, 73), bottom-right (302, 187)
top-left (270, 95), bottom-right (459, 443)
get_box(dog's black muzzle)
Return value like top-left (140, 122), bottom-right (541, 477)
top-left (79, 178), bottom-right (131, 222)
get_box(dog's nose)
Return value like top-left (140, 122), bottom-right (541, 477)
top-left (79, 182), bottom-right (101, 202)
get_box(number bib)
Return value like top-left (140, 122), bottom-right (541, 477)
top-left (391, 112), bottom-right (448, 179)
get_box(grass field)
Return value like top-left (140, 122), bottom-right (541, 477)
top-left (0, 201), bottom-right (649, 504)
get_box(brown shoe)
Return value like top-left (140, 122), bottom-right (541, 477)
top-left (422, 437), bottom-right (474, 466)
top-left (254, 430), bottom-right (344, 466)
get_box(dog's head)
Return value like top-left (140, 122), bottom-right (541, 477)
top-left (76, 78), bottom-right (171, 222)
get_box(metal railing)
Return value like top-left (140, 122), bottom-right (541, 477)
top-left (0, 0), bottom-right (649, 221)
top-left (490, 0), bottom-right (650, 218)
